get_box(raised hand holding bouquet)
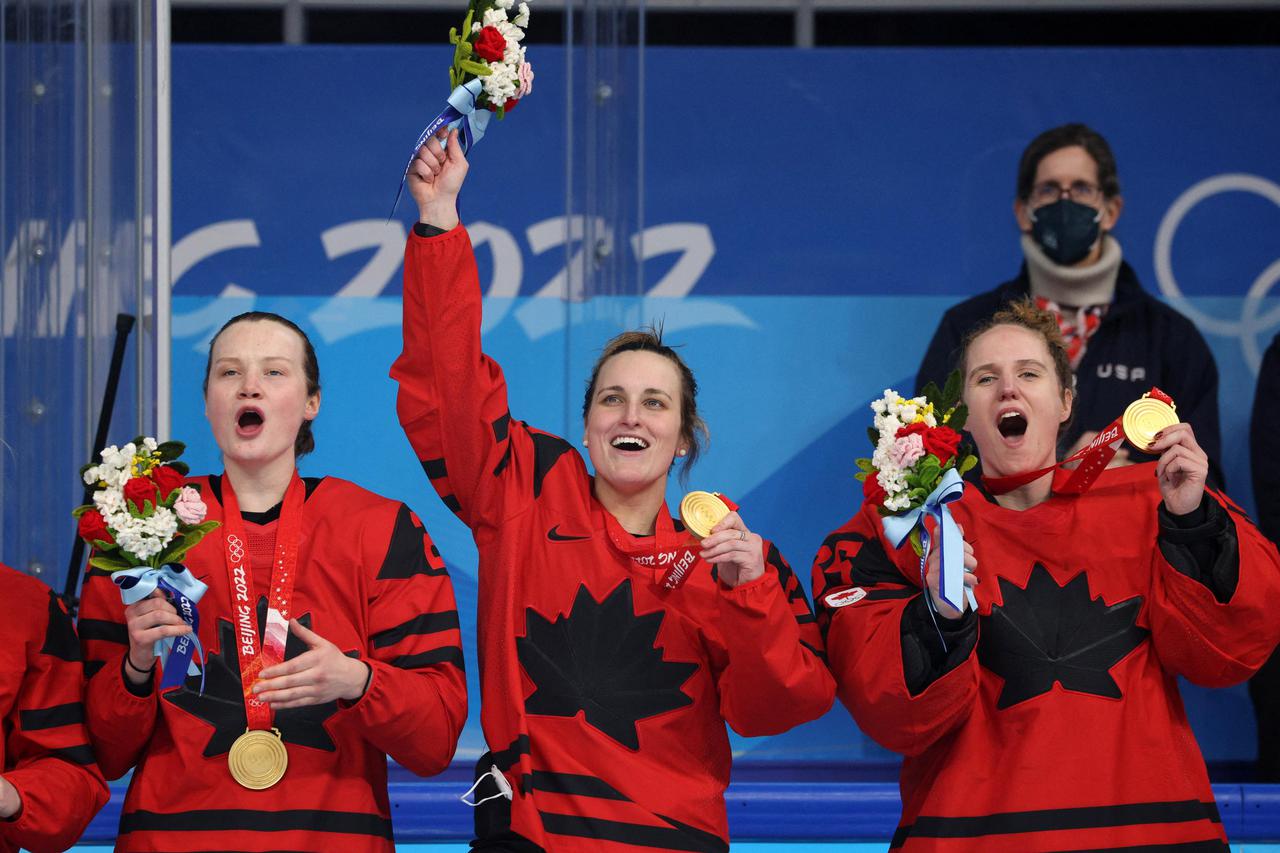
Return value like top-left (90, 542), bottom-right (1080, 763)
top-left (74, 436), bottom-right (218, 689)
top-left (393, 0), bottom-right (533, 213)
top-left (856, 372), bottom-right (978, 617)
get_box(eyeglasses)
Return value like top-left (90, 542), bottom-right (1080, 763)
top-left (1030, 180), bottom-right (1103, 207)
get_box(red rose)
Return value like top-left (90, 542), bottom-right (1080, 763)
top-left (151, 465), bottom-right (185, 501)
top-left (862, 473), bottom-right (887, 508)
top-left (473, 26), bottom-right (507, 63)
top-left (78, 509), bottom-right (114, 546)
top-left (485, 97), bottom-right (519, 113)
top-left (922, 426), bottom-right (962, 464)
top-left (123, 476), bottom-right (158, 512)
top-left (895, 422), bottom-right (929, 439)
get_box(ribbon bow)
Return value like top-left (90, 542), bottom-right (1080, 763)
top-left (113, 565), bottom-right (209, 691)
top-left (881, 468), bottom-right (977, 616)
top-left (391, 79), bottom-right (491, 218)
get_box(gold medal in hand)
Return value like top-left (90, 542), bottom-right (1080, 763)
top-left (680, 491), bottom-right (730, 540)
top-left (1122, 392), bottom-right (1178, 452)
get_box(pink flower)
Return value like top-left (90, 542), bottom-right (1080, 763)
top-left (889, 433), bottom-right (925, 468)
top-left (517, 62), bottom-right (535, 97)
top-left (173, 487), bottom-right (208, 525)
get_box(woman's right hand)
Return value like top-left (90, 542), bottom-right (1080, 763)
top-left (123, 590), bottom-right (189, 685)
top-left (924, 524), bottom-right (977, 620)
top-left (409, 127), bottom-right (469, 231)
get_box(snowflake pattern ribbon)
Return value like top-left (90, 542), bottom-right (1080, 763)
top-left (114, 564), bottom-right (209, 690)
top-left (391, 79), bottom-right (490, 218)
top-left (882, 467), bottom-right (976, 615)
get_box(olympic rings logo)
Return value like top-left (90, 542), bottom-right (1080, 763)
top-left (226, 534), bottom-right (245, 564)
top-left (1154, 173), bottom-right (1280, 373)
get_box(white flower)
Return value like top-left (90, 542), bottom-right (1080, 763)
top-left (83, 466), bottom-right (101, 485)
top-left (141, 437), bottom-right (158, 452)
top-left (495, 0), bottom-right (514, 9)
top-left (514, 2), bottom-right (530, 27)
top-left (482, 62), bottom-right (519, 105)
top-left (93, 489), bottom-right (125, 514)
top-left (100, 444), bottom-right (127, 470)
top-left (472, 21), bottom-right (481, 32)
top-left (483, 8), bottom-right (508, 27)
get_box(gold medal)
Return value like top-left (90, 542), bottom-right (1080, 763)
top-left (1122, 393), bottom-right (1179, 451)
top-left (680, 491), bottom-right (729, 539)
top-left (228, 727), bottom-right (288, 790)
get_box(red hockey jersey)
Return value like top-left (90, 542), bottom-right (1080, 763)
top-left (392, 224), bottom-right (834, 852)
top-left (79, 475), bottom-right (466, 852)
top-left (813, 465), bottom-right (1280, 852)
top-left (0, 565), bottom-right (108, 853)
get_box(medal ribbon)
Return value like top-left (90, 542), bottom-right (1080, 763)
top-left (982, 387), bottom-right (1174, 496)
top-left (220, 473), bottom-right (306, 731)
top-left (602, 504), bottom-right (703, 591)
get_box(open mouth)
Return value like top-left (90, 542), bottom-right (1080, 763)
top-left (610, 435), bottom-right (649, 453)
top-left (997, 410), bottom-right (1028, 439)
top-left (236, 407), bottom-right (265, 436)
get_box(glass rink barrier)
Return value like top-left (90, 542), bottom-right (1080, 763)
top-left (1, 0), bottom-right (168, 600)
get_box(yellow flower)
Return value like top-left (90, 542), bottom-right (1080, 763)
top-left (913, 402), bottom-right (935, 423)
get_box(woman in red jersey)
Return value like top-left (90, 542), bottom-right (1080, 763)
top-left (392, 129), bottom-right (834, 853)
top-left (79, 312), bottom-right (467, 852)
top-left (814, 300), bottom-right (1280, 852)
top-left (0, 564), bottom-right (107, 853)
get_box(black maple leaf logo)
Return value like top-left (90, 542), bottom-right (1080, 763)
top-left (979, 563), bottom-right (1148, 709)
top-left (164, 598), bottom-right (346, 757)
top-left (517, 581), bottom-right (697, 750)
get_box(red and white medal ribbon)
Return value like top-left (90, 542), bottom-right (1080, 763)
top-left (603, 504), bottom-right (707, 590)
top-left (983, 387), bottom-right (1175, 497)
top-left (220, 473), bottom-right (306, 731)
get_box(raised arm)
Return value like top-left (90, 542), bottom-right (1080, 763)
top-left (390, 130), bottom-right (520, 530)
top-left (812, 505), bottom-right (980, 756)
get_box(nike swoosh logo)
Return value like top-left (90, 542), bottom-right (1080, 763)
top-left (547, 525), bottom-right (591, 542)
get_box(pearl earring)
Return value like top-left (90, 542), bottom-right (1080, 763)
top-left (582, 438), bottom-right (588, 447)
top-left (677, 449), bottom-right (687, 457)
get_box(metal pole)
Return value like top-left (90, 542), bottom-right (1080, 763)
top-left (156, 0), bottom-right (173, 439)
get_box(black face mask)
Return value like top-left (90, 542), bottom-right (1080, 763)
top-left (1030, 198), bottom-right (1102, 266)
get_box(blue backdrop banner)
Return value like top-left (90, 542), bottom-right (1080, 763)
top-left (134, 44), bottom-right (1279, 767)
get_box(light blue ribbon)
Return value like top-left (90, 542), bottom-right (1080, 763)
top-left (882, 468), bottom-right (977, 616)
top-left (391, 79), bottom-right (492, 218)
top-left (113, 565), bottom-right (209, 691)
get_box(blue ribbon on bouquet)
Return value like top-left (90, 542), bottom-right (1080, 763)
top-left (882, 468), bottom-right (977, 629)
top-left (114, 565), bottom-right (209, 691)
top-left (390, 78), bottom-right (490, 218)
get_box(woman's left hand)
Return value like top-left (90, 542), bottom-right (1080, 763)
top-left (699, 511), bottom-right (766, 588)
top-left (1148, 422), bottom-right (1209, 517)
top-left (253, 619), bottom-right (370, 709)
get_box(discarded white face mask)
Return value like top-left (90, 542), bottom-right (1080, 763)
top-left (460, 764), bottom-right (514, 807)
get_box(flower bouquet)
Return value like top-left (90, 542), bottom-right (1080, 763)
top-left (856, 372), bottom-right (978, 614)
top-left (73, 436), bottom-right (218, 688)
top-left (393, 0), bottom-right (534, 213)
